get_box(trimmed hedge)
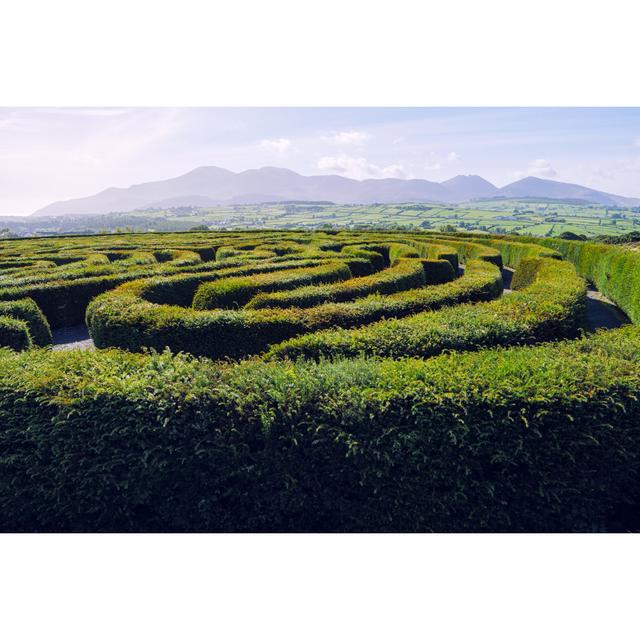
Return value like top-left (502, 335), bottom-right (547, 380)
top-left (87, 260), bottom-right (503, 359)
top-left (425, 236), bottom-right (503, 267)
top-left (0, 253), bottom-right (330, 328)
top-left (3, 229), bottom-right (640, 532)
top-left (433, 232), bottom-right (640, 322)
top-left (421, 258), bottom-right (456, 285)
top-left (0, 298), bottom-right (52, 347)
top-left (192, 261), bottom-right (352, 310)
top-left (268, 257), bottom-right (586, 361)
top-left (431, 233), bottom-right (562, 268)
top-left (0, 315), bottom-right (31, 350)
top-left (245, 258), bottom-right (430, 310)
top-left (1, 325), bottom-right (640, 532)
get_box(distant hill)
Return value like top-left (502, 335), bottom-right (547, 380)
top-left (32, 167), bottom-right (640, 216)
top-left (499, 176), bottom-right (639, 207)
top-left (441, 174), bottom-right (500, 201)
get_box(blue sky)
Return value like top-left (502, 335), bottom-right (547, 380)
top-left (1, 107), bottom-right (640, 214)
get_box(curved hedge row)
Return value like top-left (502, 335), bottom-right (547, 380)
top-left (84, 234), bottom-right (524, 357)
top-left (244, 258), bottom-right (446, 310)
top-left (192, 260), bottom-right (353, 309)
top-left (86, 256), bottom-right (502, 359)
top-left (268, 257), bottom-right (586, 360)
top-left (0, 298), bottom-right (52, 349)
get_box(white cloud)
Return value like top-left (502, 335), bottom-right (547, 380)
top-left (317, 154), bottom-right (407, 179)
top-left (0, 116), bottom-right (26, 131)
top-left (260, 138), bottom-right (292, 153)
top-left (519, 158), bottom-right (557, 179)
top-left (35, 108), bottom-right (134, 117)
top-left (424, 151), bottom-right (461, 172)
top-left (592, 165), bottom-right (614, 180)
top-left (323, 130), bottom-right (370, 145)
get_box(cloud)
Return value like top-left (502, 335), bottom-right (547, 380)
top-left (519, 158), bottom-right (557, 179)
top-left (635, 137), bottom-right (640, 147)
top-left (424, 151), bottom-right (461, 172)
top-left (35, 108), bottom-right (134, 117)
top-left (592, 165), bottom-right (614, 180)
top-left (0, 115), bottom-right (26, 131)
top-left (323, 130), bottom-right (370, 145)
top-left (317, 154), bottom-right (407, 179)
top-left (260, 138), bottom-right (292, 153)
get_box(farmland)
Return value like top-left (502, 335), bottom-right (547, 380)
top-left (3, 198), bottom-right (640, 238)
top-left (1, 228), bottom-right (640, 532)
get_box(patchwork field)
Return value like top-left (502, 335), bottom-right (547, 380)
top-left (1, 228), bottom-right (640, 532)
top-left (5, 198), bottom-right (640, 238)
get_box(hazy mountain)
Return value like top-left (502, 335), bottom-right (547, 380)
top-left (441, 175), bottom-right (500, 201)
top-left (499, 176), bottom-right (640, 207)
top-left (32, 167), bottom-right (640, 216)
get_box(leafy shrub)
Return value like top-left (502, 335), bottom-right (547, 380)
top-left (0, 298), bottom-right (52, 346)
top-left (1, 326), bottom-right (640, 532)
top-left (192, 261), bottom-right (352, 309)
top-left (0, 316), bottom-right (31, 350)
top-left (87, 259), bottom-right (503, 359)
top-left (268, 258), bottom-right (586, 361)
top-left (246, 258), bottom-right (429, 310)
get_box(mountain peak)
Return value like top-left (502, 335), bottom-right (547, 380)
top-left (179, 166), bottom-right (234, 178)
top-left (441, 174), bottom-right (499, 200)
top-left (31, 167), bottom-right (640, 216)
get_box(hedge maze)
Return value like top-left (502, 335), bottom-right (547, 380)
top-left (1, 229), bottom-right (639, 532)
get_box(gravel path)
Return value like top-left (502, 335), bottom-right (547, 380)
top-left (501, 267), bottom-right (513, 293)
top-left (585, 285), bottom-right (630, 332)
top-left (52, 324), bottom-right (95, 351)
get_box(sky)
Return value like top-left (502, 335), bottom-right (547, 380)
top-left (1, 107), bottom-right (640, 215)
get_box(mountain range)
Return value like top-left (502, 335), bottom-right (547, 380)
top-left (32, 166), bottom-right (640, 216)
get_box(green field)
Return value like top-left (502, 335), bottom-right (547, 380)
top-left (4, 197), bottom-right (639, 238)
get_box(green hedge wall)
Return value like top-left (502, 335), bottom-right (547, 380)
top-left (1, 326), bottom-right (639, 532)
top-left (269, 257), bottom-right (586, 361)
top-left (0, 316), bottom-right (31, 350)
top-left (87, 260), bottom-right (503, 360)
top-left (245, 258), bottom-right (429, 310)
top-left (0, 298), bottom-right (52, 346)
top-left (192, 261), bottom-right (352, 310)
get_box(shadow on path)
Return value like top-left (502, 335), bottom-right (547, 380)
top-left (52, 324), bottom-right (95, 351)
top-left (501, 267), bottom-right (513, 291)
top-left (585, 285), bottom-right (630, 332)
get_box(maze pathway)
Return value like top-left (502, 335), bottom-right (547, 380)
top-left (52, 324), bottom-right (94, 351)
top-left (585, 286), bottom-right (630, 332)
